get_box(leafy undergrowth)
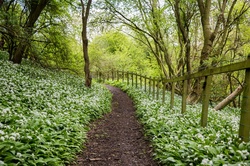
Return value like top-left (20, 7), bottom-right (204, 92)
top-left (0, 59), bottom-right (112, 165)
top-left (110, 81), bottom-right (250, 166)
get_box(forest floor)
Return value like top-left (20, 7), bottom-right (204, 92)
top-left (70, 85), bottom-right (158, 166)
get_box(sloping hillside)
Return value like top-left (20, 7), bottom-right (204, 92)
top-left (0, 58), bottom-right (111, 165)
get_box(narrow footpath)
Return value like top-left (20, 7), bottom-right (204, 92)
top-left (70, 85), bottom-right (158, 166)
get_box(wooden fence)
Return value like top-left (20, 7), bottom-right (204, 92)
top-left (95, 55), bottom-right (250, 142)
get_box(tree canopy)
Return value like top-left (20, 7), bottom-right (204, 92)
top-left (0, 0), bottom-right (249, 104)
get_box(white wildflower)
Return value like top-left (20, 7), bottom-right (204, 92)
top-left (9, 136), bottom-right (16, 141)
top-left (201, 158), bottom-right (213, 166)
top-left (0, 160), bottom-right (5, 165)
top-left (16, 152), bottom-right (22, 158)
top-left (238, 150), bottom-right (250, 159)
top-left (216, 154), bottom-right (224, 159)
top-left (242, 150), bottom-right (249, 156)
top-left (0, 130), bottom-right (4, 135)
top-left (197, 133), bottom-right (204, 141)
top-left (5, 126), bottom-right (10, 129)
top-left (2, 108), bottom-right (10, 114)
top-left (216, 132), bottom-right (221, 138)
top-left (11, 132), bottom-right (20, 139)
top-left (46, 119), bottom-right (51, 125)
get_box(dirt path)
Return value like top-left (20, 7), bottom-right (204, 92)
top-left (70, 85), bottom-right (158, 166)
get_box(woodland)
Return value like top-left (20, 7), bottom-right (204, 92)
top-left (0, 0), bottom-right (250, 165)
top-left (1, 0), bottom-right (250, 104)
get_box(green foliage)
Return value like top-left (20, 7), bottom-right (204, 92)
top-left (110, 81), bottom-right (250, 165)
top-left (0, 0), bottom-right (84, 72)
top-left (29, 1), bottom-right (84, 73)
top-left (0, 60), bottom-right (112, 165)
top-left (33, 27), bottom-right (84, 74)
top-left (0, 51), bottom-right (9, 60)
top-left (89, 31), bottom-right (161, 77)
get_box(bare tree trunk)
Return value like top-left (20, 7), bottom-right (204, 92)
top-left (214, 85), bottom-right (244, 110)
top-left (81, 0), bottom-right (92, 88)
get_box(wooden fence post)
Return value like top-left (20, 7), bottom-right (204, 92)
top-left (97, 71), bottom-right (99, 82)
top-left (112, 70), bottom-right (114, 81)
top-left (98, 71), bottom-right (101, 82)
top-left (101, 72), bottom-right (104, 82)
top-left (239, 62), bottom-right (250, 142)
top-left (162, 81), bottom-right (166, 103)
top-left (127, 72), bottom-right (129, 85)
top-left (144, 76), bottom-right (147, 92)
top-left (156, 79), bottom-right (160, 100)
top-left (117, 71), bottom-right (119, 81)
top-left (99, 71), bottom-right (101, 82)
top-left (182, 80), bottom-right (188, 114)
top-left (153, 78), bottom-right (156, 99)
top-left (201, 76), bottom-right (213, 127)
top-left (122, 70), bottom-right (125, 82)
top-left (140, 75), bottom-right (142, 89)
top-left (149, 77), bottom-right (152, 96)
top-left (95, 71), bottom-right (98, 81)
top-left (132, 73), bottom-right (134, 86)
top-left (136, 73), bottom-right (138, 88)
top-left (170, 82), bottom-right (175, 109)
top-left (98, 71), bottom-right (100, 82)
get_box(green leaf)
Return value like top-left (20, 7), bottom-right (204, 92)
top-left (166, 157), bottom-right (176, 162)
top-left (207, 146), bottom-right (218, 156)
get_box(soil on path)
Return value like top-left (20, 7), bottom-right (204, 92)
top-left (70, 85), bottom-right (158, 166)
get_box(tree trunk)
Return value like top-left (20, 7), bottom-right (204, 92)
top-left (214, 85), bottom-right (244, 111)
top-left (172, 0), bottom-right (192, 75)
top-left (82, 37), bottom-right (92, 87)
top-left (187, 0), bottom-right (216, 104)
top-left (0, 0), bottom-right (3, 8)
top-left (12, 0), bottom-right (50, 64)
top-left (12, 42), bottom-right (26, 63)
top-left (0, 36), bottom-right (4, 50)
top-left (81, 0), bottom-right (92, 88)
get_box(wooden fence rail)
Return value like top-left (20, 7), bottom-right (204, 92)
top-left (95, 55), bottom-right (250, 142)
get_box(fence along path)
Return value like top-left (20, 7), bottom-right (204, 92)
top-left (95, 55), bottom-right (250, 142)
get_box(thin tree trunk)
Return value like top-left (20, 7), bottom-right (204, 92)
top-left (81, 0), bottom-right (92, 88)
top-left (170, 0), bottom-right (193, 95)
